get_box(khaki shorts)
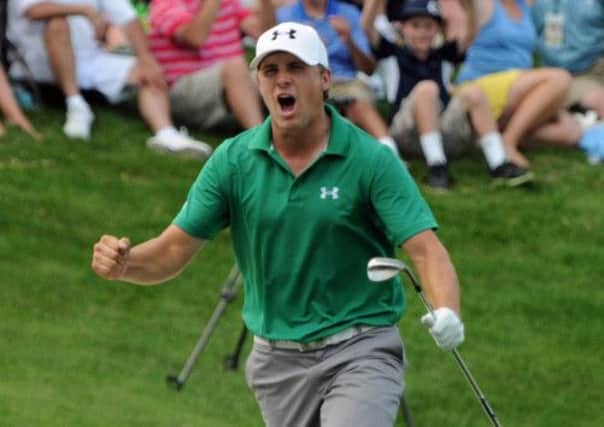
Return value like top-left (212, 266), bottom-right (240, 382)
top-left (169, 63), bottom-right (236, 131)
top-left (329, 78), bottom-right (375, 104)
top-left (567, 57), bottom-right (604, 108)
top-left (390, 88), bottom-right (474, 159)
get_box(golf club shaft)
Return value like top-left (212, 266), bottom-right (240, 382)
top-left (400, 267), bottom-right (502, 427)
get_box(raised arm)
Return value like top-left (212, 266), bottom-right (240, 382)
top-left (240, 0), bottom-right (276, 39)
top-left (92, 225), bottom-right (205, 286)
top-left (361, 0), bottom-right (383, 47)
top-left (329, 16), bottom-right (376, 75)
top-left (172, 0), bottom-right (223, 49)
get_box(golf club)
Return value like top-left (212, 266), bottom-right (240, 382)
top-left (367, 257), bottom-right (502, 427)
top-left (166, 265), bottom-right (242, 391)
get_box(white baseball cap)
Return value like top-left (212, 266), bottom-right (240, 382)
top-left (250, 22), bottom-right (329, 70)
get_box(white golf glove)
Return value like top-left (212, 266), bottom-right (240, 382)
top-left (421, 307), bottom-right (464, 351)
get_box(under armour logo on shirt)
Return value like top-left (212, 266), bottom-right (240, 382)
top-left (320, 186), bottom-right (339, 200)
top-left (271, 29), bottom-right (297, 40)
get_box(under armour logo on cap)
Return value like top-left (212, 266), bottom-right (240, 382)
top-left (271, 29), bottom-right (297, 40)
top-left (250, 22), bottom-right (329, 70)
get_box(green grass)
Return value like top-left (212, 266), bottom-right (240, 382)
top-left (1, 103), bottom-right (603, 427)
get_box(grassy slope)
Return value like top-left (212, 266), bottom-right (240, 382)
top-left (1, 104), bottom-right (603, 426)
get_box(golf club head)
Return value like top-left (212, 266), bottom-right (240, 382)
top-left (165, 375), bottom-right (185, 391)
top-left (367, 257), bottom-right (405, 282)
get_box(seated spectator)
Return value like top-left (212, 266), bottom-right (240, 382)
top-left (362, 0), bottom-right (533, 189)
top-left (7, 0), bottom-right (211, 159)
top-left (455, 0), bottom-right (578, 168)
top-left (277, 0), bottom-right (400, 155)
top-left (532, 0), bottom-right (604, 119)
top-left (0, 65), bottom-right (41, 140)
top-left (148, 0), bottom-right (274, 134)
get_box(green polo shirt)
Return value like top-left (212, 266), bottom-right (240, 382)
top-left (174, 104), bottom-right (437, 342)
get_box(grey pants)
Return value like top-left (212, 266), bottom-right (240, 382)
top-left (245, 326), bottom-right (405, 427)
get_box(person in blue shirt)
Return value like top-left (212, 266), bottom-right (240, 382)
top-left (457, 0), bottom-right (604, 165)
top-left (276, 0), bottom-right (401, 155)
top-left (532, 0), bottom-right (604, 118)
top-left (454, 0), bottom-right (580, 167)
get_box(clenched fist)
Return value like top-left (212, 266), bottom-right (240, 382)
top-left (91, 235), bottom-right (131, 280)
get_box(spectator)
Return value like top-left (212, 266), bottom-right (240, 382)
top-left (532, 0), bottom-right (604, 118)
top-left (362, 0), bottom-right (533, 189)
top-left (7, 0), bottom-right (211, 159)
top-left (277, 0), bottom-right (401, 155)
top-left (455, 0), bottom-right (575, 168)
top-left (0, 65), bottom-right (41, 140)
top-left (148, 0), bottom-right (274, 133)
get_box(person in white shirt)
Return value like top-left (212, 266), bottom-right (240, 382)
top-left (8, 0), bottom-right (212, 159)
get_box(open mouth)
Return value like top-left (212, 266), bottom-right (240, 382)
top-left (277, 94), bottom-right (296, 114)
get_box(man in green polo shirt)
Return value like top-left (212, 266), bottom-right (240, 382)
top-left (91, 22), bottom-right (464, 427)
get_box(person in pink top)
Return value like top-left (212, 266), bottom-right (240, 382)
top-left (149, 0), bottom-right (275, 132)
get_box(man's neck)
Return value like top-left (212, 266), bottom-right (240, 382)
top-left (272, 112), bottom-right (331, 176)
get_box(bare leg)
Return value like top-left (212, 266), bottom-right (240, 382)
top-left (221, 58), bottom-right (264, 128)
top-left (413, 80), bottom-right (441, 134)
top-left (128, 63), bottom-right (212, 158)
top-left (529, 110), bottom-right (582, 147)
top-left (43, 17), bottom-right (79, 97)
top-left (344, 100), bottom-right (390, 138)
top-left (456, 84), bottom-right (497, 136)
top-left (581, 87), bottom-right (604, 118)
top-left (499, 68), bottom-right (572, 166)
top-left (126, 63), bottom-right (172, 133)
top-left (137, 86), bottom-right (172, 133)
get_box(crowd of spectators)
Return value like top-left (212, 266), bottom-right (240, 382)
top-left (2, 0), bottom-right (603, 185)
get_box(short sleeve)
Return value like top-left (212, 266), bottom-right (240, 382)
top-left (173, 147), bottom-right (231, 239)
top-left (369, 148), bottom-right (438, 246)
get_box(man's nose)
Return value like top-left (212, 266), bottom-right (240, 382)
top-left (276, 70), bottom-right (293, 85)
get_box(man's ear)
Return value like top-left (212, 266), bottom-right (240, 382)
top-left (320, 68), bottom-right (332, 92)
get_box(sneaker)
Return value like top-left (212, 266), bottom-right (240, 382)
top-left (63, 105), bottom-right (94, 140)
top-left (146, 128), bottom-right (213, 160)
top-left (425, 163), bottom-right (453, 190)
top-left (489, 161), bottom-right (534, 187)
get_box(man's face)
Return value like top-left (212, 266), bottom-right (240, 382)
top-left (398, 16), bottom-right (440, 54)
top-left (256, 52), bottom-right (331, 131)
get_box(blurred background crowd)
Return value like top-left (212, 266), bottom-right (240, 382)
top-left (1, 0), bottom-right (603, 190)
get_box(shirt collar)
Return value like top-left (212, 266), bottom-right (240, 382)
top-left (248, 103), bottom-right (350, 157)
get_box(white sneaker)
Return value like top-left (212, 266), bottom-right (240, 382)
top-left (64, 105), bottom-right (94, 140)
top-left (146, 128), bottom-right (213, 160)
